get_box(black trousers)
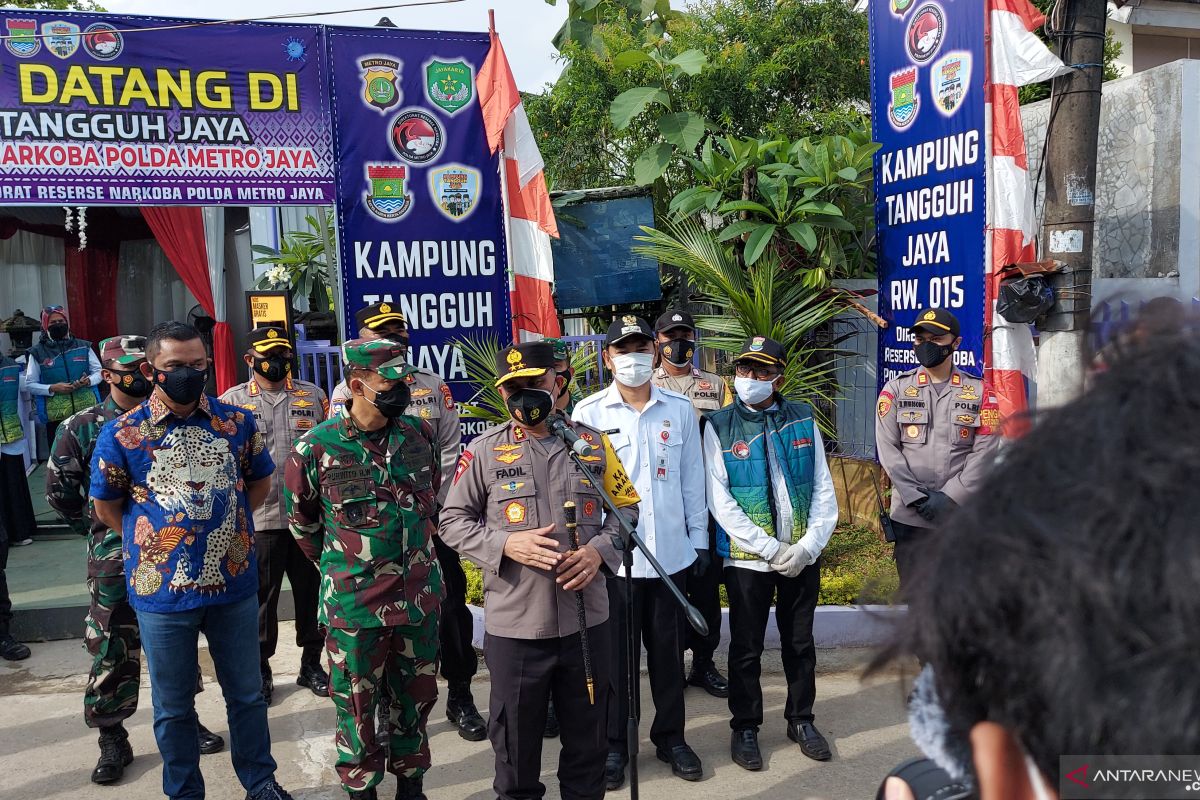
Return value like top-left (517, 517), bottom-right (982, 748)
top-left (685, 518), bottom-right (723, 665)
top-left (892, 520), bottom-right (936, 594)
top-left (606, 569), bottom-right (688, 752)
top-left (0, 525), bottom-right (10, 636)
top-left (485, 623), bottom-right (611, 800)
top-left (0, 452), bottom-right (35, 541)
top-left (257, 528), bottom-right (323, 668)
top-left (724, 561), bottom-right (820, 731)
top-left (433, 535), bottom-right (477, 684)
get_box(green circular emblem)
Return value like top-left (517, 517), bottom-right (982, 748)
top-left (369, 77), bottom-right (395, 105)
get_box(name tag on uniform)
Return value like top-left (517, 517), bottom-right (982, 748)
top-left (655, 443), bottom-right (669, 481)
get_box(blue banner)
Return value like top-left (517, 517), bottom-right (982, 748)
top-left (869, 0), bottom-right (986, 384)
top-left (329, 27), bottom-right (509, 394)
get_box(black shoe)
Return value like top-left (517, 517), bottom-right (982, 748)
top-left (605, 751), bottom-right (627, 790)
top-left (731, 729), bottom-right (762, 771)
top-left (395, 774), bottom-right (427, 800)
top-left (543, 698), bottom-right (559, 738)
top-left (656, 743), bottom-right (703, 781)
top-left (787, 721), bottom-right (832, 761)
top-left (687, 661), bottom-right (729, 698)
top-left (198, 722), bottom-right (225, 755)
top-left (445, 681), bottom-right (486, 742)
top-left (261, 671), bottom-right (274, 706)
top-left (245, 778), bottom-right (293, 800)
top-left (346, 790), bottom-right (377, 800)
top-left (91, 724), bottom-right (134, 784)
top-left (297, 662), bottom-right (330, 697)
top-left (0, 634), bottom-right (30, 661)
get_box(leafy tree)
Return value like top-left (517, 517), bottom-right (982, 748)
top-left (6, 0), bottom-right (107, 10)
top-left (531, 0), bottom-right (870, 193)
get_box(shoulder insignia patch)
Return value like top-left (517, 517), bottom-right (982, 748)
top-left (496, 451), bottom-right (523, 465)
top-left (877, 390), bottom-right (894, 418)
top-left (453, 451), bottom-right (474, 484)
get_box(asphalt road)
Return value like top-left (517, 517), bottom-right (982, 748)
top-left (0, 624), bottom-right (918, 800)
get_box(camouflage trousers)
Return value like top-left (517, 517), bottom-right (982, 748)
top-left (326, 613), bottom-right (440, 792)
top-left (83, 568), bottom-right (141, 729)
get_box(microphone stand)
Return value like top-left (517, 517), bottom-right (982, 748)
top-left (560, 443), bottom-right (708, 800)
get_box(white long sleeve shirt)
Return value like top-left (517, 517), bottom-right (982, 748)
top-left (573, 383), bottom-right (708, 579)
top-left (25, 346), bottom-right (102, 395)
top-left (703, 404), bottom-right (839, 573)
top-left (0, 367), bottom-right (28, 457)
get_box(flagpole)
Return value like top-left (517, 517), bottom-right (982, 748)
top-left (489, 9), bottom-right (518, 342)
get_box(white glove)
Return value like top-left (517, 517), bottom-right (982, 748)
top-left (770, 542), bottom-right (815, 578)
top-left (768, 542), bottom-right (790, 567)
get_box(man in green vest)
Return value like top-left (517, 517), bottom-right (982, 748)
top-left (701, 335), bottom-right (839, 771)
top-left (0, 351), bottom-right (32, 659)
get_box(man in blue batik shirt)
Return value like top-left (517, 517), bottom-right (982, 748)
top-left (91, 321), bottom-right (293, 800)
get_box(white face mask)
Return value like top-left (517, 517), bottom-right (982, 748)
top-left (734, 375), bottom-right (776, 405)
top-left (611, 352), bottom-right (653, 387)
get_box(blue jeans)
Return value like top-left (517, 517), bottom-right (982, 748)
top-left (137, 593), bottom-right (277, 799)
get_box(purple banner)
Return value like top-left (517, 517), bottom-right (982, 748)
top-left (328, 27), bottom-right (509, 391)
top-left (0, 11), bottom-right (334, 205)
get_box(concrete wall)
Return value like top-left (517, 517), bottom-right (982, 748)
top-left (1021, 59), bottom-right (1200, 302)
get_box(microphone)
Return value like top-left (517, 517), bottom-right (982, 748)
top-left (547, 413), bottom-right (594, 456)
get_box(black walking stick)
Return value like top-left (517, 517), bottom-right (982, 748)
top-left (562, 500), bottom-right (595, 705)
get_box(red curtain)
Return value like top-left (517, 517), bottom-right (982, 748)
top-left (65, 245), bottom-right (120, 345)
top-left (140, 206), bottom-right (237, 393)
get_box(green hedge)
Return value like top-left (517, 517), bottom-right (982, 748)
top-left (459, 524), bottom-right (896, 607)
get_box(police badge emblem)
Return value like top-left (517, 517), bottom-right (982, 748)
top-left (361, 57), bottom-right (402, 112)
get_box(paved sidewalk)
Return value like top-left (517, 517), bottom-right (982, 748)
top-left (0, 624), bottom-right (918, 800)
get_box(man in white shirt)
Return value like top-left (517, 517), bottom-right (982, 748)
top-left (702, 335), bottom-right (839, 771)
top-left (573, 315), bottom-right (708, 789)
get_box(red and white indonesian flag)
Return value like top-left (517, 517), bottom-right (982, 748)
top-left (478, 29), bottom-right (562, 342)
top-left (985, 0), bottom-right (1071, 432)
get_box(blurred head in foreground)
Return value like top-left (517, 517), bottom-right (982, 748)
top-left (873, 306), bottom-right (1200, 800)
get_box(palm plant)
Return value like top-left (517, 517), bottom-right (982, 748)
top-left (252, 211), bottom-right (336, 312)
top-left (634, 218), bottom-right (844, 431)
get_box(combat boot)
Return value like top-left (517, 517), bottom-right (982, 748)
top-left (445, 681), bottom-right (486, 741)
top-left (0, 633), bottom-right (30, 661)
top-left (91, 723), bottom-right (134, 784)
top-left (395, 774), bottom-right (426, 800)
top-left (346, 790), bottom-right (376, 800)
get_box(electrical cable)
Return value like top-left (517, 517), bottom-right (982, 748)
top-left (0, 0), bottom-right (465, 40)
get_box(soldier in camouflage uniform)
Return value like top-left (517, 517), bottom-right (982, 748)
top-left (45, 335), bottom-right (223, 785)
top-left (328, 302), bottom-right (484, 742)
top-left (285, 338), bottom-right (444, 800)
top-left (545, 337), bottom-right (583, 417)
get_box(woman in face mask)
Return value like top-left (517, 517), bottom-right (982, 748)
top-left (25, 304), bottom-right (103, 446)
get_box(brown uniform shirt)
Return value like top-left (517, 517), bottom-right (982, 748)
top-left (439, 419), bottom-right (637, 640)
top-left (875, 367), bottom-right (1000, 527)
top-left (651, 366), bottom-right (731, 417)
top-left (330, 367), bottom-right (461, 501)
top-left (220, 376), bottom-right (328, 531)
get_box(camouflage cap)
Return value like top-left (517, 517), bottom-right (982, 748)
top-left (99, 334), bottom-right (146, 366)
top-left (341, 338), bottom-right (414, 381)
top-left (543, 337), bottom-right (570, 362)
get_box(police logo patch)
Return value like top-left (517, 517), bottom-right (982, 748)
top-left (496, 452), bottom-right (523, 465)
top-left (389, 108), bottom-right (444, 164)
top-left (877, 391), bottom-right (893, 418)
top-left (441, 384), bottom-right (455, 410)
top-left (698, 380), bottom-right (713, 390)
top-left (906, 425), bottom-right (920, 439)
top-left (504, 501), bottom-right (526, 524)
top-left (453, 451), bottom-right (474, 484)
top-left (731, 440), bottom-right (750, 460)
top-left (83, 23), bottom-right (123, 61)
top-left (959, 427), bottom-right (971, 440)
top-left (583, 500), bottom-right (597, 517)
top-left (907, 4), bottom-right (945, 64)
top-left (361, 56), bottom-right (402, 112)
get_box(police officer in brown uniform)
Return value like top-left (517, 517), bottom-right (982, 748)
top-left (219, 326), bottom-right (331, 703)
top-left (439, 342), bottom-right (640, 800)
top-left (875, 308), bottom-right (1001, 589)
top-left (328, 302), bottom-right (483, 740)
top-left (650, 310), bottom-right (732, 698)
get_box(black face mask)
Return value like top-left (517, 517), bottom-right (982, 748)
top-left (153, 365), bottom-right (208, 405)
top-left (48, 322), bottom-right (69, 341)
top-left (555, 369), bottom-right (573, 399)
top-left (253, 356), bottom-right (291, 383)
top-left (109, 368), bottom-right (151, 399)
top-left (506, 388), bottom-right (554, 426)
top-left (659, 337), bottom-right (695, 367)
top-left (362, 381), bottom-right (411, 418)
top-left (915, 340), bottom-right (954, 368)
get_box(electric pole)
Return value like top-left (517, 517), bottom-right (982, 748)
top-left (1036, 0), bottom-right (1106, 407)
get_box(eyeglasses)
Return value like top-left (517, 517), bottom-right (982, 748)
top-left (43, 304), bottom-right (64, 313)
top-left (734, 363), bottom-right (781, 380)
